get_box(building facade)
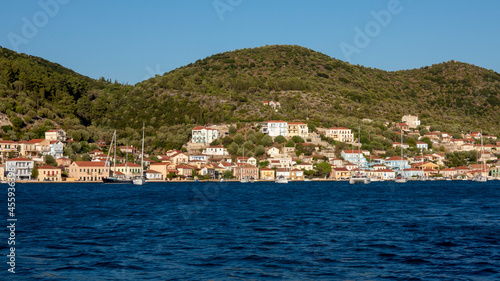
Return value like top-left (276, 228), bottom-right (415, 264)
top-left (326, 127), bottom-right (354, 143)
top-left (6, 158), bottom-right (34, 180)
top-left (68, 161), bottom-right (109, 182)
top-left (287, 122), bottom-right (308, 138)
top-left (191, 127), bottom-right (220, 144)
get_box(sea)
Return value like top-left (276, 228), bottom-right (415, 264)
top-left (2, 180), bottom-right (499, 280)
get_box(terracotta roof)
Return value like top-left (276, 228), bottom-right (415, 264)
top-left (342, 150), bottom-right (363, 154)
top-left (144, 169), bottom-right (161, 173)
top-left (6, 157), bottom-right (32, 162)
top-left (385, 156), bottom-right (404, 161)
top-left (73, 161), bottom-right (107, 167)
top-left (328, 127), bottom-right (350, 130)
top-left (260, 167), bottom-right (273, 171)
top-left (377, 169), bottom-right (395, 173)
top-left (266, 120), bottom-right (286, 123)
top-left (288, 122), bottom-right (306, 125)
top-left (115, 163), bottom-right (141, 167)
top-left (38, 165), bottom-right (61, 170)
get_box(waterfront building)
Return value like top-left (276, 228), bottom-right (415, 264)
top-left (68, 161), bottom-right (109, 182)
top-left (6, 157), bottom-right (34, 180)
top-left (37, 165), bottom-right (62, 181)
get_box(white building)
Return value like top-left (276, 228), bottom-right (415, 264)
top-left (326, 127), bottom-right (354, 143)
top-left (6, 157), bottom-right (34, 180)
top-left (287, 122), bottom-right (308, 139)
top-left (45, 129), bottom-right (67, 142)
top-left (49, 140), bottom-right (64, 159)
top-left (262, 120), bottom-right (287, 137)
top-left (202, 145), bottom-right (229, 156)
top-left (402, 115), bottom-right (420, 129)
top-left (191, 126), bottom-right (220, 144)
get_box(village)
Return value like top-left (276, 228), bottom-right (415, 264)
top-left (1, 114), bottom-right (499, 183)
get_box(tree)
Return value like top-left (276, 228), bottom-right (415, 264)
top-left (227, 142), bottom-right (239, 155)
top-left (254, 145), bottom-right (265, 157)
top-left (315, 162), bottom-right (332, 177)
top-left (223, 170), bottom-right (233, 179)
top-left (291, 136), bottom-right (305, 144)
top-left (228, 125), bottom-right (237, 134)
top-left (210, 139), bottom-right (220, 146)
top-left (285, 140), bottom-right (295, 147)
top-left (31, 165), bottom-right (39, 179)
top-left (261, 135), bottom-right (273, 147)
top-left (274, 135), bottom-right (287, 144)
top-left (44, 155), bottom-right (57, 167)
top-left (233, 133), bottom-right (245, 145)
top-left (11, 117), bottom-right (24, 129)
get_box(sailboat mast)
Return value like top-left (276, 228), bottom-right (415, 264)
top-left (141, 122), bottom-right (145, 177)
top-left (113, 130), bottom-right (117, 175)
top-left (400, 128), bottom-right (404, 173)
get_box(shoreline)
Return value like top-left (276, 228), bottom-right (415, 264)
top-left (5, 178), bottom-right (499, 184)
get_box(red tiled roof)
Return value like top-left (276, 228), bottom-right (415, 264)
top-left (7, 157), bottom-right (32, 162)
top-left (38, 165), bottom-right (61, 170)
top-left (73, 161), bottom-right (107, 167)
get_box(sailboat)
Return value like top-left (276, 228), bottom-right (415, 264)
top-left (103, 130), bottom-right (133, 184)
top-left (349, 127), bottom-right (371, 184)
top-left (472, 131), bottom-right (488, 182)
top-left (133, 123), bottom-right (146, 185)
top-left (395, 128), bottom-right (408, 183)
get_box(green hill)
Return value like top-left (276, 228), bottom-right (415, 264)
top-left (0, 44), bottom-right (499, 151)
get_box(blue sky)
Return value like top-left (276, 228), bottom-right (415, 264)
top-left (1, 0), bottom-right (499, 84)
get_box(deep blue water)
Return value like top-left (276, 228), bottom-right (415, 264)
top-left (2, 180), bottom-right (500, 280)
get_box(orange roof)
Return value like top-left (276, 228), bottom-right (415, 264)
top-left (266, 120), bottom-right (286, 123)
top-left (144, 169), bottom-right (161, 173)
top-left (288, 122), bottom-right (306, 125)
top-left (343, 150), bottom-right (362, 154)
top-left (328, 127), bottom-right (350, 130)
top-left (7, 157), bottom-right (32, 162)
top-left (73, 161), bottom-right (107, 167)
top-left (38, 165), bottom-right (61, 170)
top-left (116, 163), bottom-right (141, 167)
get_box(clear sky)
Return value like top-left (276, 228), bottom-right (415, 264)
top-left (1, 0), bottom-right (499, 85)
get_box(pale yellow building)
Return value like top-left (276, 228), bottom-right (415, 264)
top-left (68, 161), bottom-right (109, 182)
top-left (38, 165), bottom-right (62, 182)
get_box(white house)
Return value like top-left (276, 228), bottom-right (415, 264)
top-left (402, 115), bottom-right (420, 129)
top-left (48, 140), bottom-right (64, 159)
top-left (189, 155), bottom-right (211, 162)
top-left (416, 141), bottom-right (428, 150)
top-left (262, 120), bottom-right (287, 137)
top-left (145, 169), bottom-right (163, 180)
top-left (341, 150), bottom-right (367, 167)
top-left (191, 126), bottom-right (220, 144)
top-left (266, 147), bottom-right (280, 157)
top-left (45, 129), bottom-right (67, 142)
top-left (326, 127), bottom-right (354, 143)
top-left (202, 145), bottom-right (229, 156)
top-left (6, 157), bottom-right (34, 180)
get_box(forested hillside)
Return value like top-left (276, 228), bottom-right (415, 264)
top-left (1, 45), bottom-right (499, 152)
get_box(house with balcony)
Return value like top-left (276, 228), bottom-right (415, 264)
top-left (260, 168), bottom-right (275, 180)
top-left (325, 127), bottom-right (354, 143)
top-left (261, 120), bottom-right (287, 137)
top-left (45, 129), bottom-right (67, 142)
top-left (341, 150), bottom-right (367, 167)
top-left (49, 140), bottom-right (64, 159)
top-left (233, 163), bottom-right (258, 180)
top-left (191, 126), bottom-right (220, 144)
top-left (37, 165), bottom-right (62, 181)
top-left (287, 122), bottom-right (308, 139)
top-left (6, 157), bottom-right (34, 180)
top-left (202, 145), bottom-right (229, 156)
top-left (384, 156), bottom-right (410, 171)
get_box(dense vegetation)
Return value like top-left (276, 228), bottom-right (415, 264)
top-left (1, 45), bottom-right (499, 154)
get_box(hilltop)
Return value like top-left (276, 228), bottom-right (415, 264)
top-left (0, 44), bottom-right (499, 151)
